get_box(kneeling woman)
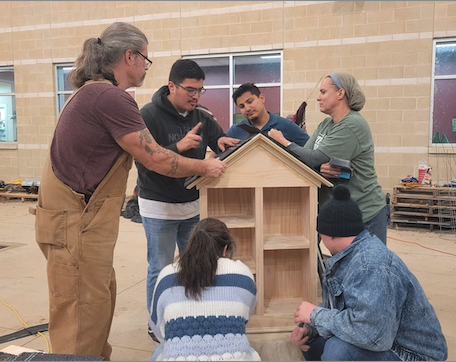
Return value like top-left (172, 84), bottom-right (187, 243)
top-left (149, 217), bottom-right (261, 361)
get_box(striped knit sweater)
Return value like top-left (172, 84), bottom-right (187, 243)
top-left (149, 258), bottom-right (261, 361)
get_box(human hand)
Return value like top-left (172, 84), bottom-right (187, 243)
top-left (319, 162), bottom-right (341, 179)
top-left (217, 136), bottom-right (240, 152)
top-left (291, 326), bottom-right (310, 352)
top-left (294, 301), bottom-right (316, 324)
top-left (201, 158), bottom-right (227, 178)
top-left (268, 129), bottom-right (288, 146)
top-left (177, 122), bottom-right (203, 152)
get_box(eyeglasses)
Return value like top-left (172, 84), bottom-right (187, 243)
top-left (175, 83), bottom-right (206, 97)
top-left (135, 51), bottom-right (153, 69)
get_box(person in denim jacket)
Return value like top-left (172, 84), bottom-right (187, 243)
top-left (291, 186), bottom-right (447, 361)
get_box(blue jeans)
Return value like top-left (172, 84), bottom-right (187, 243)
top-left (365, 204), bottom-right (389, 245)
top-left (304, 336), bottom-right (401, 361)
top-left (142, 215), bottom-right (200, 312)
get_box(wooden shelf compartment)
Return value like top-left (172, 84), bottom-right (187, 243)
top-left (263, 249), bottom-right (316, 306)
top-left (230, 228), bottom-right (256, 274)
top-left (263, 187), bottom-right (309, 237)
top-left (263, 234), bottom-right (310, 250)
top-left (207, 188), bottom-right (255, 226)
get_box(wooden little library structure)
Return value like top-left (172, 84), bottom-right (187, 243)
top-left (187, 134), bottom-right (332, 332)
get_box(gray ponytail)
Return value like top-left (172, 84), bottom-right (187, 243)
top-left (68, 22), bottom-right (148, 88)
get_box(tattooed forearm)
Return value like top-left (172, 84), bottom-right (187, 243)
top-left (139, 129), bottom-right (153, 145)
top-left (141, 137), bottom-right (180, 176)
top-left (144, 144), bottom-right (172, 156)
top-left (144, 145), bottom-right (153, 154)
top-left (168, 154), bottom-right (179, 176)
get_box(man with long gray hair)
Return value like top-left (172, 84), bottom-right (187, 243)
top-left (33, 22), bottom-right (226, 359)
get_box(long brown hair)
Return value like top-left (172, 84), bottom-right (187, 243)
top-left (176, 218), bottom-right (235, 300)
top-left (68, 22), bottom-right (148, 88)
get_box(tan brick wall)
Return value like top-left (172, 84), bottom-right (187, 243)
top-left (0, 1), bottom-right (455, 194)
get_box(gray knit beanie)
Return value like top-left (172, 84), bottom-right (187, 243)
top-left (317, 186), bottom-right (365, 237)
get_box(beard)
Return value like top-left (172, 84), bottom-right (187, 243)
top-left (136, 72), bottom-right (146, 87)
top-left (248, 115), bottom-right (260, 125)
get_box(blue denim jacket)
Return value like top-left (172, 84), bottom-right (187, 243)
top-left (310, 230), bottom-right (448, 361)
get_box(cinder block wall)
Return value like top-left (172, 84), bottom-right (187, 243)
top-left (1, 1), bottom-right (455, 195)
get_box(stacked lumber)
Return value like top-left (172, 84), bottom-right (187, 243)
top-left (391, 186), bottom-right (456, 231)
top-left (0, 190), bottom-right (38, 202)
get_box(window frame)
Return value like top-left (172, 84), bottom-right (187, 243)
top-left (185, 50), bottom-right (283, 129)
top-left (429, 37), bottom-right (456, 147)
top-left (0, 66), bottom-right (17, 144)
top-left (55, 63), bottom-right (75, 118)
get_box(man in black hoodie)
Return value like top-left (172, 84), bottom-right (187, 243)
top-left (136, 59), bottom-right (238, 317)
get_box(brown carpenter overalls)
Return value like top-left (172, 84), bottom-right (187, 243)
top-left (32, 81), bottom-right (133, 360)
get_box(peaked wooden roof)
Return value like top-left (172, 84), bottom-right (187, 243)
top-left (187, 134), bottom-right (333, 189)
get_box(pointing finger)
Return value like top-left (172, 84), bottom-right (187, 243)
top-left (189, 122), bottom-right (203, 134)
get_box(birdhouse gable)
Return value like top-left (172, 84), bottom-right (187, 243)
top-left (187, 134), bottom-right (332, 190)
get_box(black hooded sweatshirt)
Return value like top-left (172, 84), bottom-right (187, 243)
top-left (136, 85), bottom-right (225, 203)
